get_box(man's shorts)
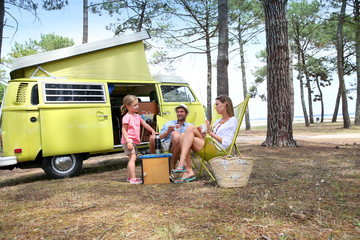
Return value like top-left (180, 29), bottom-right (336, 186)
top-left (122, 142), bottom-right (138, 155)
top-left (161, 141), bottom-right (172, 152)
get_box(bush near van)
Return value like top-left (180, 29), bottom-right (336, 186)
top-left (0, 31), bottom-right (205, 179)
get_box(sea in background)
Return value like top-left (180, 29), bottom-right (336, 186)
top-left (247, 112), bottom-right (356, 128)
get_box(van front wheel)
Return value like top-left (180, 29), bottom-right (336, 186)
top-left (42, 154), bottom-right (83, 179)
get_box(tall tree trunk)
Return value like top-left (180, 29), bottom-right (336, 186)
top-left (337, 0), bottom-right (351, 128)
top-left (289, 41), bottom-right (295, 125)
top-left (0, 0), bottom-right (4, 60)
top-left (262, 0), bottom-right (296, 147)
top-left (297, 47), bottom-right (310, 126)
top-left (315, 77), bottom-right (324, 122)
top-left (217, 0), bottom-right (229, 96)
top-left (205, 4), bottom-right (213, 122)
top-left (332, 86), bottom-right (341, 122)
top-left (137, 1), bottom-right (147, 32)
top-left (82, 0), bottom-right (88, 44)
top-left (355, 0), bottom-right (360, 125)
top-left (301, 51), bottom-right (314, 124)
top-left (295, 35), bottom-right (310, 127)
top-left (206, 36), bottom-right (213, 122)
top-left (238, 24), bottom-right (251, 130)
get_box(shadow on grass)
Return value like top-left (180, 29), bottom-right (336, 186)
top-left (0, 157), bottom-right (130, 188)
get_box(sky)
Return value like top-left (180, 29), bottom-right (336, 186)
top-left (1, 1), bottom-right (356, 121)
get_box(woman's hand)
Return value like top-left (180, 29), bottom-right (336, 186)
top-left (201, 131), bottom-right (207, 138)
top-left (205, 120), bottom-right (211, 134)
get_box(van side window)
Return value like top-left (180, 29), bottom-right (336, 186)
top-left (31, 84), bottom-right (39, 105)
top-left (42, 82), bottom-right (106, 103)
top-left (161, 86), bottom-right (196, 102)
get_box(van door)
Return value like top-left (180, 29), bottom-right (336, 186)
top-left (157, 84), bottom-right (205, 125)
top-left (38, 82), bottom-right (113, 157)
top-left (0, 82), bottom-right (41, 162)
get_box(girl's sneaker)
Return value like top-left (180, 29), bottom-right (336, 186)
top-left (127, 177), bottom-right (141, 182)
top-left (129, 178), bottom-right (142, 184)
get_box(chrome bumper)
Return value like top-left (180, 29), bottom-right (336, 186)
top-left (0, 156), bottom-right (17, 166)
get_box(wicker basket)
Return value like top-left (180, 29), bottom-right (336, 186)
top-left (208, 155), bottom-right (254, 188)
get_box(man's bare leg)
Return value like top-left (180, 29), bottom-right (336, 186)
top-left (177, 125), bottom-right (204, 168)
top-left (149, 135), bottom-right (155, 154)
top-left (170, 132), bottom-right (181, 170)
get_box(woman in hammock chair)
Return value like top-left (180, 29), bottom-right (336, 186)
top-left (173, 95), bottom-right (238, 183)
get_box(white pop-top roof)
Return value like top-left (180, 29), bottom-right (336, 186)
top-left (11, 31), bottom-right (151, 71)
top-left (153, 75), bottom-right (188, 84)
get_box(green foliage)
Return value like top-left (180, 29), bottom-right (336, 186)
top-left (250, 65), bottom-right (267, 101)
top-left (0, 66), bottom-right (8, 103)
top-left (0, 83), bottom-right (7, 103)
top-left (41, 0), bottom-right (69, 10)
top-left (2, 1), bottom-right (69, 61)
top-left (7, 42), bottom-right (38, 59)
top-left (249, 49), bottom-right (267, 100)
top-left (4, 0), bottom-right (68, 11)
top-left (35, 33), bottom-right (74, 51)
top-left (229, 0), bottom-right (264, 45)
top-left (255, 49), bottom-right (266, 63)
top-left (307, 56), bottom-right (332, 101)
top-left (4, 0), bottom-right (38, 12)
top-left (150, 50), bottom-right (169, 65)
top-left (89, 0), bottom-right (171, 35)
top-left (307, 56), bottom-right (332, 83)
top-left (288, 0), bottom-right (327, 53)
top-left (6, 33), bottom-right (74, 61)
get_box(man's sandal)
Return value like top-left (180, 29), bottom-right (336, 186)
top-left (172, 166), bottom-right (187, 173)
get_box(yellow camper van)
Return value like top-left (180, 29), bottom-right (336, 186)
top-left (0, 31), bottom-right (205, 178)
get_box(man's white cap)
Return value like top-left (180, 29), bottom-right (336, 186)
top-left (175, 103), bottom-right (189, 113)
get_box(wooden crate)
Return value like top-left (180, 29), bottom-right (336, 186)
top-left (140, 154), bottom-right (172, 184)
top-left (138, 102), bottom-right (158, 116)
top-left (138, 102), bottom-right (158, 141)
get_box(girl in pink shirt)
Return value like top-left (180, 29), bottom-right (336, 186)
top-left (121, 95), bottom-right (156, 184)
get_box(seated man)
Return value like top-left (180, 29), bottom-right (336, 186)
top-left (149, 103), bottom-right (191, 170)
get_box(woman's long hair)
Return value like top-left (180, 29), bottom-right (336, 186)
top-left (216, 95), bottom-right (234, 117)
top-left (121, 94), bottom-right (137, 115)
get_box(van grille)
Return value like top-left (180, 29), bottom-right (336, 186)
top-left (16, 83), bottom-right (28, 103)
top-left (43, 82), bottom-right (106, 103)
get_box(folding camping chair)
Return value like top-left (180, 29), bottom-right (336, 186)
top-left (192, 94), bottom-right (250, 180)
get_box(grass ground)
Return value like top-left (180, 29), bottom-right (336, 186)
top-left (0, 122), bottom-right (359, 239)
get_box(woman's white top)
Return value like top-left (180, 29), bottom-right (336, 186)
top-left (212, 116), bottom-right (238, 150)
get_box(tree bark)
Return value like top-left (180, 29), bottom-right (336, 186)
top-left (294, 23), bottom-right (309, 126)
top-left (301, 51), bottom-right (314, 124)
top-left (261, 0), bottom-right (296, 147)
top-left (206, 36), bottom-right (213, 122)
top-left (217, 0), bottom-right (229, 96)
top-left (297, 43), bottom-right (310, 126)
top-left (332, 86), bottom-right (341, 122)
top-left (0, 0), bottom-right (4, 60)
top-left (337, 0), bottom-right (351, 128)
top-left (355, 0), bottom-right (360, 125)
top-left (82, 0), bottom-right (88, 44)
top-left (315, 77), bottom-right (324, 122)
top-left (238, 24), bottom-right (251, 130)
top-left (289, 40), bottom-right (295, 125)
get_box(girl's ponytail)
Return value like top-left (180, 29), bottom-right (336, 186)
top-left (120, 105), bottom-right (128, 115)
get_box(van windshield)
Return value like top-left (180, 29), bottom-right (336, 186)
top-left (161, 86), bottom-right (195, 102)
